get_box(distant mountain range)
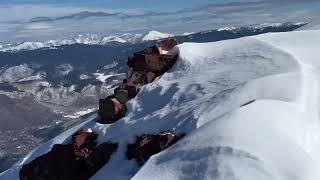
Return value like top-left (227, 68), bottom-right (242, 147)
top-left (0, 31), bottom-right (172, 52)
top-left (0, 22), bottom-right (306, 52)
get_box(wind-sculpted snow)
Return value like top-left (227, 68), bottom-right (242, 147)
top-left (133, 31), bottom-right (320, 180)
top-left (2, 29), bottom-right (320, 180)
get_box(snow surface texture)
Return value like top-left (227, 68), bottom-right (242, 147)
top-left (2, 29), bottom-right (320, 180)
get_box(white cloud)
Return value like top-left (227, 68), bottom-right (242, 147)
top-left (24, 22), bottom-right (52, 30)
top-left (0, 1), bottom-right (319, 42)
top-left (0, 4), bottom-right (130, 23)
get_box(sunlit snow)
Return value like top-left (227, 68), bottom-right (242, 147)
top-left (2, 28), bottom-right (320, 180)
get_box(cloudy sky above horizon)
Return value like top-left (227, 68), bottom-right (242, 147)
top-left (0, 0), bottom-right (319, 42)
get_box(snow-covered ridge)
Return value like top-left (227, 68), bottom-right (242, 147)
top-left (0, 35), bottom-right (127, 52)
top-left (217, 22), bottom-right (307, 32)
top-left (2, 28), bottom-right (320, 179)
top-left (217, 26), bottom-right (238, 31)
top-left (296, 20), bottom-right (320, 31)
top-left (254, 22), bottom-right (284, 28)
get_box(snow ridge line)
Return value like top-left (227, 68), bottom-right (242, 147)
top-left (251, 36), bottom-right (308, 106)
top-left (253, 33), bottom-right (320, 169)
top-left (252, 34), bottom-right (319, 111)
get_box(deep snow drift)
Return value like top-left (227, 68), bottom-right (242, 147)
top-left (2, 28), bottom-right (320, 180)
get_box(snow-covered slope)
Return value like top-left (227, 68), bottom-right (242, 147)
top-left (2, 29), bottom-right (320, 180)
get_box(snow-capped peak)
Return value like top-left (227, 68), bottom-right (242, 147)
top-left (72, 34), bottom-right (102, 45)
top-left (142, 30), bottom-right (174, 41)
top-left (182, 32), bottom-right (196, 36)
top-left (100, 36), bottom-right (127, 44)
top-left (119, 33), bottom-right (143, 44)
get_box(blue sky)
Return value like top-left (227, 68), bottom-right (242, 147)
top-left (0, 0), bottom-right (319, 42)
